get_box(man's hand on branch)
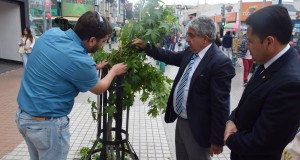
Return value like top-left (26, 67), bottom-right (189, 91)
top-left (96, 61), bottom-right (108, 70)
top-left (111, 63), bottom-right (127, 76)
top-left (131, 38), bottom-right (146, 49)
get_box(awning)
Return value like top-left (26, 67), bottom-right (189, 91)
top-left (224, 23), bottom-right (247, 31)
top-left (224, 23), bottom-right (238, 29)
top-left (31, 16), bottom-right (79, 22)
top-left (62, 17), bottom-right (79, 21)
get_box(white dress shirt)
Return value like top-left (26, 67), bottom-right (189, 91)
top-left (173, 43), bottom-right (212, 119)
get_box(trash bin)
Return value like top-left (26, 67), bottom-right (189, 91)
top-left (156, 60), bottom-right (160, 65)
top-left (160, 62), bottom-right (165, 72)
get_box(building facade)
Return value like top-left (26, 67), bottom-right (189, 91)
top-left (0, 0), bottom-right (127, 61)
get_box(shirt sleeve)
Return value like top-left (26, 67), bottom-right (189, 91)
top-left (65, 57), bottom-right (99, 92)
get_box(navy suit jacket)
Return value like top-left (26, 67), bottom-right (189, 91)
top-left (227, 48), bottom-right (300, 160)
top-left (145, 43), bottom-right (235, 147)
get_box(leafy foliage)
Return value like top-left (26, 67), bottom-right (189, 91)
top-left (92, 0), bottom-right (179, 118)
top-left (76, 141), bottom-right (131, 160)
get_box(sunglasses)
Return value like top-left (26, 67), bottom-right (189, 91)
top-left (96, 12), bottom-right (104, 24)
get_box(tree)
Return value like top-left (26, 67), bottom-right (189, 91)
top-left (79, 0), bottom-right (180, 158)
top-left (93, 0), bottom-right (179, 118)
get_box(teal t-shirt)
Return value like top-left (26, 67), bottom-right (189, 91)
top-left (17, 28), bottom-right (98, 117)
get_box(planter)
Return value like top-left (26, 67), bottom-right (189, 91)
top-left (86, 69), bottom-right (138, 160)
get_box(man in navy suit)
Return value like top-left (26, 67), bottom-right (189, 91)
top-left (224, 5), bottom-right (300, 160)
top-left (132, 16), bottom-right (235, 159)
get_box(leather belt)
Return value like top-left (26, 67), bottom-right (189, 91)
top-left (31, 116), bottom-right (50, 121)
top-left (20, 109), bottom-right (54, 121)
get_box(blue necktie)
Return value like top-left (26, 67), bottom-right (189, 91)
top-left (175, 54), bottom-right (198, 115)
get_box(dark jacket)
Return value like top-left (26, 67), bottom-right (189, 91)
top-left (215, 36), bottom-right (222, 47)
top-left (222, 33), bottom-right (233, 48)
top-left (227, 48), bottom-right (300, 160)
top-left (144, 43), bottom-right (235, 147)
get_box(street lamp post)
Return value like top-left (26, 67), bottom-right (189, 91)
top-left (123, 1), bottom-right (127, 26)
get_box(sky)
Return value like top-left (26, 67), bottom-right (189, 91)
top-left (127, 0), bottom-right (292, 6)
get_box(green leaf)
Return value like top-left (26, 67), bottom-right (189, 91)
top-left (104, 106), bottom-right (117, 117)
top-left (88, 0), bottom-right (177, 120)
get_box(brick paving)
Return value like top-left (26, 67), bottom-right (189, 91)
top-left (0, 68), bottom-right (23, 158)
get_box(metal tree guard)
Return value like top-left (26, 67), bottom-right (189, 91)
top-left (85, 68), bottom-right (139, 160)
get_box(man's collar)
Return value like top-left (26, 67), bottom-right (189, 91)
top-left (264, 44), bottom-right (290, 69)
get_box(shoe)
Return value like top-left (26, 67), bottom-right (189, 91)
top-left (243, 82), bottom-right (248, 87)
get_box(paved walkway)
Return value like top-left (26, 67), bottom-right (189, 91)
top-left (0, 43), bottom-right (245, 160)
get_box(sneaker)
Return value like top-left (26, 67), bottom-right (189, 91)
top-left (243, 82), bottom-right (248, 87)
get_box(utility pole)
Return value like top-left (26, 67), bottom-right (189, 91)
top-left (220, 4), bottom-right (225, 37)
top-left (237, 0), bottom-right (242, 37)
top-left (123, 2), bottom-right (126, 26)
top-left (196, 0), bottom-right (199, 17)
top-left (139, 0), bottom-right (144, 21)
top-left (102, 0), bottom-right (105, 15)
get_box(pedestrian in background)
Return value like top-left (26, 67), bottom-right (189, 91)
top-left (18, 27), bottom-right (35, 68)
top-left (132, 16), bottom-right (235, 160)
top-left (215, 33), bottom-right (222, 48)
top-left (16, 11), bottom-right (127, 160)
top-left (224, 5), bottom-right (300, 160)
top-left (170, 33), bottom-right (177, 51)
top-left (281, 128), bottom-right (300, 160)
top-left (222, 31), bottom-right (233, 60)
top-left (163, 34), bottom-right (172, 50)
top-left (112, 29), bottom-right (117, 43)
top-left (239, 33), bottom-right (253, 87)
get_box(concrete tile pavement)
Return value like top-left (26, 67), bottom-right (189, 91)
top-left (0, 43), bottom-right (245, 159)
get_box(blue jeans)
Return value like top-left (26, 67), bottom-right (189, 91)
top-left (15, 108), bottom-right (70, 160)
top-left (22, 53), bottom-right (30, 68)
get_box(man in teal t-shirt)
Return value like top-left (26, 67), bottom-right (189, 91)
top-left (16, 11), bottom-right (127, 160)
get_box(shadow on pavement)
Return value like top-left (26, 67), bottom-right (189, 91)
top-left (0, 59), bottom-right (22, 74)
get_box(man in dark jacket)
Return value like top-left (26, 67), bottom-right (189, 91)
top-left (133, 16), bottom-right (235, 160)
top-left (222, 31), bottom-right (233, 60)
top-left (224, 5), bottom-right (300, 160)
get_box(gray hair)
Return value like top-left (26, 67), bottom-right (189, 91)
top-left (188, 16), bottom-right (216, 42)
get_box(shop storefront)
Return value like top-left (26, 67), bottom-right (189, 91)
top-left (28, 0), bottom-right (94, 36)
top-left (29, 0), bottom-right (56, 37)
top-left (0, 0), bottom-right (95, 62)
top-left (0, 0), bottom-right (28, 62)
top-left (292, 22), bottom-right (300, 54)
